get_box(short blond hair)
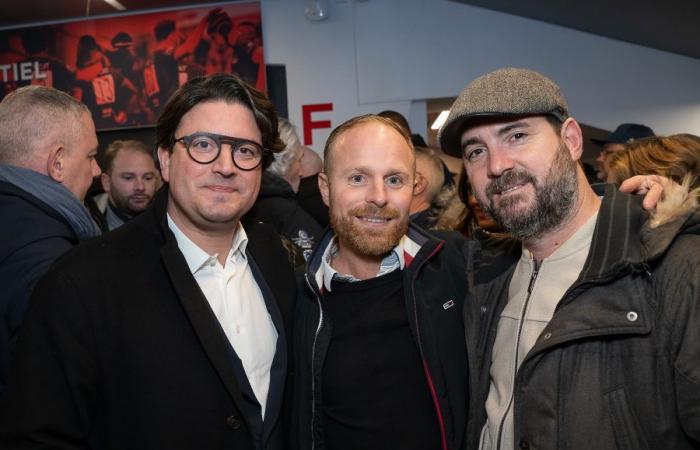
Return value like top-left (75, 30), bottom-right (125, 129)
top-left (323, 114), bottom-right (414, 174)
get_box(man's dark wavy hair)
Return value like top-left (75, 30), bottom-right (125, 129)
top-left (155, 73), bottom-right (283, 169)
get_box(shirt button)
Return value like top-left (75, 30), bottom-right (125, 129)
top-left (542, 332), bottom-right (552, 340)
top-left (480, 306), bottom-right (487, 314)
top-left (226, 415), bottom-right (242, 430)
top-left (627, 311), bottom-right (638, 322)
top-left (519, 439), bottom-right (530, 449)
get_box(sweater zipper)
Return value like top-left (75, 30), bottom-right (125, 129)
top-left (495, 259), bottom-right (540, 450)
top-left (305, 273), bottom-right (324, 450)
top-left (410, 242), bottom-right (449, 450)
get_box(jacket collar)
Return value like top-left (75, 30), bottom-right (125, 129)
top-left (305, 222), bottom-right (436, 294)
top-left (579, 183), bottom-right (698, 282)
top-left (530, 183), bottom-right (699, 348)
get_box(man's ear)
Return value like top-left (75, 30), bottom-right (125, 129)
top-left (157, 147), bottom-right (171, 183)
top-left (318, 172), bottom-right (330, 207)
top-left (413, 172), bottom-right (428, 197)
top-left (47, 146), bottom-right (65, 183)
top-left (100, 172), bottom-right (111, 194)
top-left (560, 118), bottom-right (584, 161)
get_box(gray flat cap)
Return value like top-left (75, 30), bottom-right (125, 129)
top-left (439, 67), bottom-right (569, 157)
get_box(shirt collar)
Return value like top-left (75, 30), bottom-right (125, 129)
top-left (320, 235), bottom-right (407, 292)
top-left (167, 213), bottom-right (248, 274)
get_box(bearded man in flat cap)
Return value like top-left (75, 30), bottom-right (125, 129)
top-left (439, 68), bottom-right (700, 450)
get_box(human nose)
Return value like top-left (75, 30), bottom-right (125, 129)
top-left (595, 151), bottom-right (606, 167)
top-left (92, 159), bottom-right (101, 177)
top-left (486, 146), bottom-right (514, 177)
top-left (366, 178), bottom-right (388, 208)
top-left (134, 177), bottom-right (145, 192)
top-left (212, 144), bottom-right (237, 176)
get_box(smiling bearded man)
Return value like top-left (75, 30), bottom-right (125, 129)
top-left (478, 140), bottom-right (578, 240)
top-left (329, 200), bottom-right (406, 256)
top-left (291, 114), bottom-right (470, 450)
top-left (439, 67), bottom-right (700, 450)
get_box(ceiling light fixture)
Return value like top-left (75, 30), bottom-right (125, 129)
top-left (104, 0), bottom-right (127, 11)
top-left (431, 110), bottom-right (450, 130)
top-left (305, 0), bottom-right (329, 21)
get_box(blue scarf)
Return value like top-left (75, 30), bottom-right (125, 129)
top-left (0, 164), bottom-right (101, 239)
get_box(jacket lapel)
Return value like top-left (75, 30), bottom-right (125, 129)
top-left (159, 227), bottom-right (256, 433)
top-left (244, 221), bottom-right (295, 334)
top-left (244, 222), bottom-right (294, 443)
top-left (247, 254), bottom-right (287, 443)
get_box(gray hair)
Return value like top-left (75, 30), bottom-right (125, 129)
top-left (268, 118), bottom-right (303, 177)
top-left (0, 85), bottom-right (90, 165)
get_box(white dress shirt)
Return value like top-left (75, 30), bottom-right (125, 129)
top-left (167, 214), bottom-right (278, 419)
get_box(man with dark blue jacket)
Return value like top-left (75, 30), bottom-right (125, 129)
top-left (0, 85), bottom-right (100, 397)
top-left (292, 114), bottom-right (468, 450)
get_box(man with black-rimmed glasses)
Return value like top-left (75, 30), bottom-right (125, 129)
top-left (1, 73), bottom-right (296, 450)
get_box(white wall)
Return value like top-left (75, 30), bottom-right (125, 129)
top-left (261, 0), bottom-right (700, 153)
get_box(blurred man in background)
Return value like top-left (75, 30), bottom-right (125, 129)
top-left (95, 139), bottom-right (160, 231)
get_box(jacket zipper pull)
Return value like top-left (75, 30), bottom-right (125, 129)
top-left (527, 260), bottom-right (541, 294)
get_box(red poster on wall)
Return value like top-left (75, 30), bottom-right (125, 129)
top-left (0, 2), bottom-right (265, 130)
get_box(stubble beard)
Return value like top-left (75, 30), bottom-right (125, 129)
top-left (478, 142), bottom-right (579, 241)
top-left (109, 189), bottom-right (137, 217)
top-left (329, 201), bottom-right (409, 257)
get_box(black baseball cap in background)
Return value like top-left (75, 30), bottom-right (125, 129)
top-left (591, 123), bottom-right (655, 146)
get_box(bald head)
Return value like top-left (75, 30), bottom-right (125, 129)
top-left (413, 146), bottom-right (445, 210)
top-left (300, 146), bottom-right (323, 178)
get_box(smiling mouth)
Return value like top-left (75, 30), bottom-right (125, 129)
top-left (495, 183), bottom-right (528, 196)
top-left (357, 216), bottom-right (392, 224)
top-left (206, 185), bottom-right (236, 193)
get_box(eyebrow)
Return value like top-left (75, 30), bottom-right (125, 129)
top-left (341, 166), bottom-right (410, 177)
top-left (495, 121), bottom-right (532, 137)
top-left (461, 136), bottom-right (484, 150)
top-left (461, 120), bottom-right (533, 150)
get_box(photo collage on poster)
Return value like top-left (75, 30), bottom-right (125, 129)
top-left (0, 2), bottom-right (265, 130)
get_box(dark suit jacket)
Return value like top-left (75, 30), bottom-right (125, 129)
top-left (0, 189), bottom-right (296, 450)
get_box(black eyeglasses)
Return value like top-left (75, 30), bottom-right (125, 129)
top-left (174, 132), bottom-right (267, 171)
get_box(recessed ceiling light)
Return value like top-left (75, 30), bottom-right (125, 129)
top-left (431, 110), bottom-right (450, 130)
top-left (104, 0), bottom-right (127, 11)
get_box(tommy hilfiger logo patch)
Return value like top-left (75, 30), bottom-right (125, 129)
top-left (442, 299), bottom-right (455, 310)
